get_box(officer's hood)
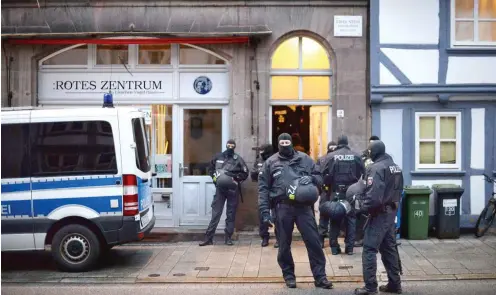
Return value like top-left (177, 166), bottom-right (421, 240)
top-left (369, 140), bottom-right (386, 161)
top-left (346, 179), bottom-right (366, 200)
top-left (335, 135), bottom-right (350, 150)
top-left (260, 144), bottom-right (274, 161)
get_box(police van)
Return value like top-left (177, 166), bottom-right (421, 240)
top-left (1, 103), bottom-right (155, 272)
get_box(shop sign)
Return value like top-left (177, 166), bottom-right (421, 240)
top-left (38, 72), bottom-right (173, 100)
top-left (334, 15), bottom-right (363, 37)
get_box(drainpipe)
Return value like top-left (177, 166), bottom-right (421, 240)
top-left (2, 44), bottom-right (13, 107)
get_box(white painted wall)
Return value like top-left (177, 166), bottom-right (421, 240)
top-left (380, 63), bottom-right (401, 85)
top-left (381, 49), bottom-right (439, 84)
top-left (470, 108), bottom-right (485, 170)
top-left (380, 109), bottom-right (403, 169)
top-left (470, 175), bottom-right (486, 215)
top-left (411, 179), bottom-right (463, 216)
top-left (379, 0), bottom-right (439, 44)
top-left (446, 57), bottom-right (496, 84)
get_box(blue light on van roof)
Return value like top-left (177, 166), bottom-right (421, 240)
top-left (103, 92), bottom-right (114, 108)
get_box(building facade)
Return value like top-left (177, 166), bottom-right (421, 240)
top-left (371, 0), bottom-right (496, 227)
top-left (1, 0), bottom-right (369, 230)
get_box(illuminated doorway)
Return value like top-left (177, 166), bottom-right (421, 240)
top-left (270, 35), bottom-right (332, 161)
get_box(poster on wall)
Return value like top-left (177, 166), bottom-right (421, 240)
top-left (334, 15), bottom-right (363, 37)
top-left (38, 72), bottom-right (173, 101)
top-left (154, 154), bottom-right (172, 178)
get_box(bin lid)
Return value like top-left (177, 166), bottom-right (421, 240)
top-left (403, 185), bottom-right (432, 195)
top-left (432, 184), bottom-right (465, 194)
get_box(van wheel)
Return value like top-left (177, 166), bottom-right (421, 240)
top-left (52, 224), bottom-right (101, 272)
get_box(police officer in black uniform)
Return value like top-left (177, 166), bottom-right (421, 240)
top-left (258, 133), bottom-right (333, 289)
top-left (199, 139), bottom-right (248, 246)
top-left (321, 135), bottom-right (365, 255)
top-left (355, 140), bottom-right (403, 295)
top-left (251, 144), bottom-right (278, 248)
top-left (356, 135), bottom-right (380, 248)
top-left (317, 141), bottom-right (337, 248)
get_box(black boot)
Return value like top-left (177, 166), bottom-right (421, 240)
top-left (225, 235), bottom-right (234, 246)
top-left (320, 236), bottom-right (325, 248)
top-left (199, 239), bottom-right (213, 246)
top-left (285, 279), bottom-right (297, 288)
top-left (354, 287), bottom-right (378, 295)
top-left (261, 237), bottom-right (269, 247)
top-left (331, 247), bottom-right (342, 255)
top-left (314, 278), bottom-right (333, 289)
top-left (354, 239), bottom-right (363, 247)
top-left (274, 241), bottom-right (279, 248)
top-left (379, 284), bottom-right (402, 294)
top-left (345, 248), bottom-right (354, 255)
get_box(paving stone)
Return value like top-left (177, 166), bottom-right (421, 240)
top-left (197, 268), bottom-right (230, 278)
top-left (227, 267), bottom-right (245, 277)
top-left (438, 268), bottom-right (471, 275)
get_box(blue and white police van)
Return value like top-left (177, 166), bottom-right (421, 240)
top-left (1, 102), bottom-right (155, 272)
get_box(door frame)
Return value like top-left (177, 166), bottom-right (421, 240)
top-left (268, 102), bottom-right (332, 159)
top-left (173, 104), bottom-right (229, 228)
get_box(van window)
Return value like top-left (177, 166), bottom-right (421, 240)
top-left (1, 124), bottom-right (31, 179)
top-left (30, 121), bottom-right (118, 177)
top-left (132, 118), bottom-right (151, 173)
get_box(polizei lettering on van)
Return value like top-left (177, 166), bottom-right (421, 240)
top-left (333, 154), bottom-right (355, 161)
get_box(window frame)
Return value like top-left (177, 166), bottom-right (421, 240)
top-left (269, 36), bottom-right (333, 101)
top-left (415, 112), bottom-right (462, 170)
top-left (451, 0), bottom-right (496, 47)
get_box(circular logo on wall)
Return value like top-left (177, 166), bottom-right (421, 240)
top-left (193, 76), bottom-right (212, 95)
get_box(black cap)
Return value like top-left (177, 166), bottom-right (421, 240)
top-left (337, 135), bottom-right (348, 146)
top-left (369, 140), bottom-right (386, 161)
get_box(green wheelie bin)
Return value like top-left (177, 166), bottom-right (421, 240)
top-left (403, 186), bottom-right (432, 240)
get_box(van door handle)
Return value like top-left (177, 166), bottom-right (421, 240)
top-left (142, 179), bottom-right (148, 183)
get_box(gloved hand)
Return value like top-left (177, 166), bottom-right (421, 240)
top-left (299, 176), bottom-right (312, 185)
top-left (262, 214), bottom-right (273, 228)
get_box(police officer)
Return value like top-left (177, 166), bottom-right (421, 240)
top-left (317, 141), bottom-right (337, 248)
top-left (356, 135), bottom-right (380, 248)
top-left (354, 140), bottom-right (403, 295)
top-left (251, 143), bottom-right (278, 248)
top-left (258, 133), bottom-right (333, 289)
top-left (321, 135), bottom-right (365, 255)
top-left (199, 139), bottom-right (248, 246)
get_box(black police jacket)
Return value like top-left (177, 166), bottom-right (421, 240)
top-left (250, 156), bottom-right (265, 182)
top-left (208, 151), bottom-right (249, 183)
top-left (321, 145), bottom-right (365, 191)
top-left (362, 154), bottom-right (404, 215)
top-left (258, 151), bottom-right (323, 217)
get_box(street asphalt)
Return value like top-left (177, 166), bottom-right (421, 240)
top-left (2, 280), bottom-right (496, 295)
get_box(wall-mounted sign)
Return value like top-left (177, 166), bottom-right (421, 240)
top-left (334, 15), bottom-right (363, 37)
top-left (39, 72), bottom-right (173, 101)
top-left (193, 76), bottom-right (212, 95)
top-left (137, 107), bottom-right (152, 125)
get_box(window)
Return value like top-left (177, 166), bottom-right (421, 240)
top-left (30, 121), bottom-right (118, 176)
top-left (270, 37), bottom-right (331, 100)
top-left (1, 124), bottom-right (31, 179)
top-left (96, 45), bottom-right (129, 65)
top-left (452, 0), bottom-right (496, 46)
top-left (42, 45), bottom-right (88, 65)
top-left (415, 113), bottom-right (461, 169)
top-left (138, 45), bottom-right (171, 65)
top-left (132, 118), bottom-right (151, 173)
top-left (179, 44), bottom-right (226, 65)
top-left (152, 105), bottom-right (173, 188)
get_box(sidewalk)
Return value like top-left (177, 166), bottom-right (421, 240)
top-left (2, 235), bottom-right (496, 284)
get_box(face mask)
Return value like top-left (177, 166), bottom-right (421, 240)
top-left (278, 136), bottom-right (293, 157)
top-left (225, 141), bottom-right (236, 156)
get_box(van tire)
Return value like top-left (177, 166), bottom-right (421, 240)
top-left (52, 224), bottom-right (101, 272)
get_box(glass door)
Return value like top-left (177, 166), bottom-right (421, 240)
top-left (175, 106), bottom-right (228, 227)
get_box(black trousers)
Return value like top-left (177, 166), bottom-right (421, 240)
top-left (330, 210), bottom-right (356, 251)
top-left (362, 210), bottom-right (401, 292)
top-left (204, 187), bottom-right (238, 241)
top-left (318, 192), bottom-right (330, 238)
top-left (276, 203), bottom-right (327, 281)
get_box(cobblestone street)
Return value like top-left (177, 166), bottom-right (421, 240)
top-left (2, 235), bottom-right (496, 284)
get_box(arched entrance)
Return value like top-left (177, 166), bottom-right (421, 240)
top-left (38, 42), bottom-right (231, 228)
top-left (269, 35), bottom-right (333, 160)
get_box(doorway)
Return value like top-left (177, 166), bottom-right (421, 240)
top-left (175, 106), bottom-right (229, 227)
top-left (271, 105), bottom-right (330, 161)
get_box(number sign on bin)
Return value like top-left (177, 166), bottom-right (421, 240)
top-left (414, 210), bottom-right (424, 218)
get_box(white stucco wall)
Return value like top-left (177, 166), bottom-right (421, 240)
top-left (381, 48), bottom-right (439, 84)
top-left (379, 0), bottom-right (439, 44)
top-left (379, 63), bottom-right (401, 85)
top-left (380, 109), bottom-right (403, 169)
top-left (446, 57), bottom-right (496, 84)
top-left (471, 108), bottom-right (485, 170)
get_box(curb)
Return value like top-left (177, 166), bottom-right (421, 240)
top-left (3, 274), bottom-right (496, 284)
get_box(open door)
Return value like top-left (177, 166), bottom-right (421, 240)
top-left (176, 106), bottom-right (228, 227)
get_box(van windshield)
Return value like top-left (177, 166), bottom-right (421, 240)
top-left (132, 117), bottom-right (151, 173)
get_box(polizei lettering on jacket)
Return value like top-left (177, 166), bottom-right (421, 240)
top-left (389, 165), bottom-right (402, 174)
top-left (333, 154), bottom-right (355, 161)
top-left (54, 80), bottom-right (163, 91)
